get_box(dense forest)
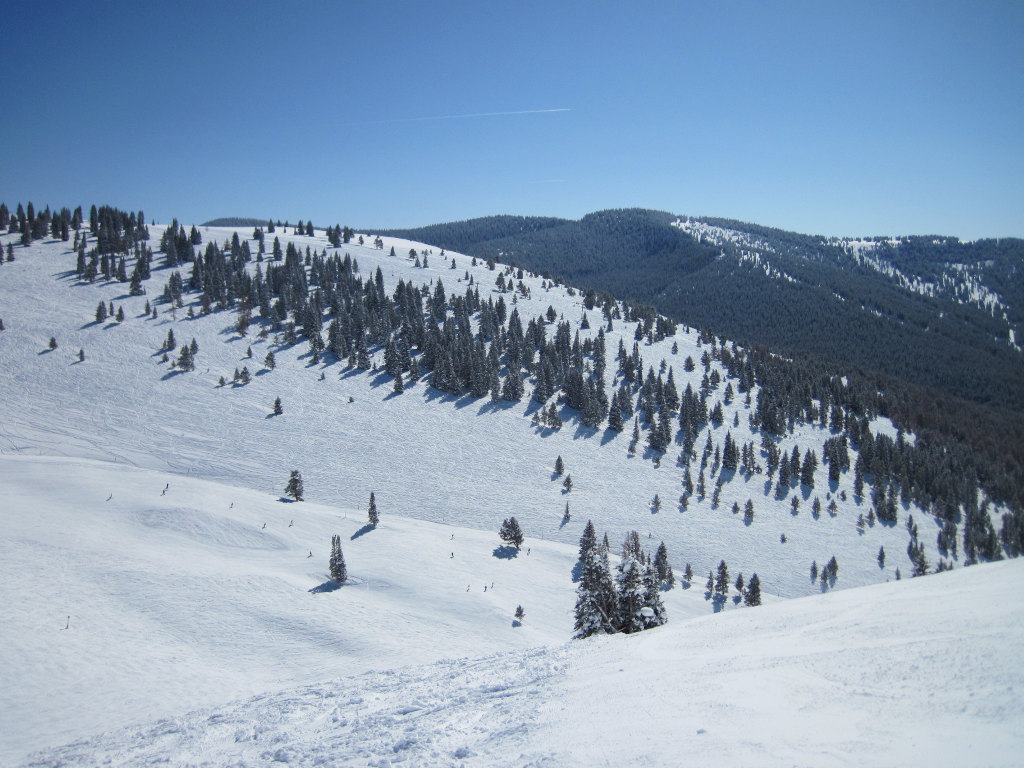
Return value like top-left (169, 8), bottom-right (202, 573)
top-left (383, 209), bottom-right (1024, 513)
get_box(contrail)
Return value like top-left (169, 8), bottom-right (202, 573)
top-left (348, 108), bottom-right (570, 126)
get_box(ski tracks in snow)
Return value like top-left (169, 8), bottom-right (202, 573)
top-left (20, 646), bottom-right (571, 767)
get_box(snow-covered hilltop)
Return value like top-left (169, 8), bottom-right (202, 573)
top-left (1, 210), bottom-right (1021, 765)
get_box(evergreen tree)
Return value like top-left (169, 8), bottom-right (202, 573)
top-left (615, 556), bottom-right (647, 633)
top-left (554, 455), bottom-right (564, 476)
top-left (878, 546), bottom-right (886, 568)
top-left (96, 301), bottom-right (108, 323)
top-left (563, 474), bottom-right (573, 492)
top-left (578, 520), bottom-right (597, 562)
top-left (177, 344), bottom-right (195, 371)
top-left (329, 534), bottom-right (347, 583)
top-left (574, 533), bottom-right (617, 638)
top-left (715, 559), bottom-right (730, 597)
top-left (49, 337), bottom-right (57, 350)
top-left (265, 351), bottom-right (276, 370)
top-left (273, 397), bottom-right (283, 415)
top-left (744, 573), bottom-right (761, 606)
top-left (653, 541), bottom-right (675, 587)
top-left (285, 470), bottom-right (304, 501)
top-left (499, 516), bottom-right (524, 549)
top-left (684, 563), bottom-right (693, 583)
top-left (368, 492), bottom-right (379, 527)
top-left (514, 605), bottom-right (525, 623)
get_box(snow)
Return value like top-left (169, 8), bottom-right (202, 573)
top-left (1, 224), bottom-right (1021, 765)
top-left (8, 475), bottom-right (1023, 768)
top-left (0, 227), bottom-right (924, 602)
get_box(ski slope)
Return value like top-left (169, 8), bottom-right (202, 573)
top-left (0, 226), bottom-right (924, 601)
top-left (2, 222), bottom-right (1019, 765)
top-left (6, 458), bottom-right (1021, 768)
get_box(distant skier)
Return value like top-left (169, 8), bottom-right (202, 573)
top-left (106, 493), bottom-right (112, 501)
top-left (262, 523), bottom-right (266, 529)
top-left (62, 616), bottom-right (69, 630)
top-left (308, 551), bottom-right (313, 558)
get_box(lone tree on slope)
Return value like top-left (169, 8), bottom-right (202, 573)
top-left (499, 516), bottom-right (524, 550)
top-left (368, 492), bottom-right (379, 527)
top-left (273, 397), bottom-right (283, 415)
top-left (329, 534), bottom-right (347, 583)
top-left (285, 470), bottom-right (304, 501)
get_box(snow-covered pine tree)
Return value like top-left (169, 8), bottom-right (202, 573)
top-left (329, 534), bottom-right (347, 583)
top-left (641, 559), bottom-right (668, 629)
top-left (573, 540), bottom-right (616, 638)
top-left (615, 556), bottom-right (646, 634)
top-left (273, 397), bottom-right (283, 415)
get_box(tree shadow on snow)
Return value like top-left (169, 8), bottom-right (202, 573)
top-left (492, 545), bottom-right (519, 559)
top-left (160, 369), bottom-right (185, 381)
top-left (309, 580), bottom-right (342, 594)
top-left (600, 429), bottom-right (620, 446)
top-left (570, 560), bottom-right (583, 583)
top-left (350, 524), bottom-right (375, 540)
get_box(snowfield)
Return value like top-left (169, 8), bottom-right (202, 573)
top-left (6, 459), bottom-right (1022, 768)
top-left (1, 223), bottom-right (1022, 765)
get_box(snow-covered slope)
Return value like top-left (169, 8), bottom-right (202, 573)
top-left (0, 226), bottom-right (925, 602)
top-left (1, 221), bottom-right (1015, 765)
top-left (11, 472), bottom-right (1023, 768)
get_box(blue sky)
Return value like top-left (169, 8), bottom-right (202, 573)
top-left (3, 1), bottom-right (1022, 239)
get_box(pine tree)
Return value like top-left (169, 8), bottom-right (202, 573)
top-left (684, 563), bottom-right (693, 583)
top-left (563, 474), bottom-right (573, 492)
top-left (96, 301), bottom-right (108, 323)
top-left (878, 546), bottom-right (886, 568)
top-left (273, 397), bottom-right (283, 415)
top-left (715, 560), bottom-right (730, 597)
top-left (554, 455), bottom-right (564, 476)
top-left (744, 573), bottom-right (761, 606)
top-left (265, 351), bottom-right (276, 370)
top-left (48, 337), bottom-right (57, 350)
top-left (368, 492), bottom-right (379, 527)
top-left (499, 516), bottom-right (524, 549)
top-left (514, 605), bottom-right (525, 623)
top-left (653, 541), bottom-right (675, 587)
top-left (285, 470), bottom-right (304, 501)
top-left (574, 534), bottom-right (617, 638)
top-left (329, 534), bottom-right (347, 583)
top-left (177, 345), bottom-right (195, 371)
top-left (615, 556), bottom-right (647, 633)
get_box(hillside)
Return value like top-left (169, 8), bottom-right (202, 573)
top-left (0, 209), bottom-right (1021, 764)
top-left (6, 462), bottom-right (1022, 767)
top-left (384, 211), bottom-right (1024, 502)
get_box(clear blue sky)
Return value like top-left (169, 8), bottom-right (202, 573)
top-left (3, 1), bottom-right (1022, 239)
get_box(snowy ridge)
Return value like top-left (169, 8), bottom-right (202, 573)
top-left (673, 218), bottom-right (1016, 345)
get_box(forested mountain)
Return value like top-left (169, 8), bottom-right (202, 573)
top-left (384, 210), bottom-right (1024, 508)
top-left (3, 198), bottom-right (1023, 764)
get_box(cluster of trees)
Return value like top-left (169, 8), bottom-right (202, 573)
top-left (2, 201), bottom-right (87, 246)
top-left (704, 559), bottom-right (761, 606)
top-left (574, 523), bottom-right (669, 638)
